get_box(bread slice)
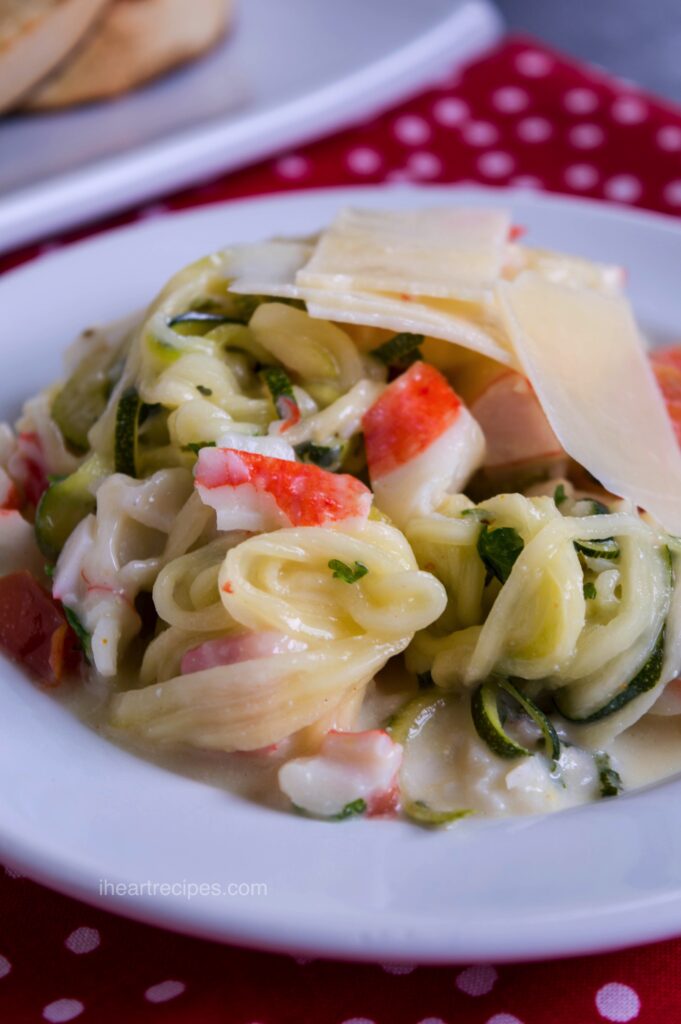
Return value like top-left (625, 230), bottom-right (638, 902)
top-left (0, 0), bottom-right (111, 112)
top-left (23, 0), bottom-right (233, 109)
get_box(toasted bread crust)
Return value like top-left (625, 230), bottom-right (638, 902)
top-left (23, 0), bottom-right (232, 108)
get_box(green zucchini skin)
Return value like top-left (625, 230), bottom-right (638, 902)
top-left (114, 387), bottom-right (142, 477)
top-left (471, 678), bottom-right (561, 762)
top-left (167, 311), bottom-right (239, 330)
top-left (403, 800), bottom-right (472, 827)
top-left (52, 347), bottom-right (121, 453)
top-left (500, 680), bottom-right (561, 762)
top-left (34, 454), bottom-right (106, 561)
top-left (471, 681), bottom-right (533, 759)
top-left (574, 537), bottom-right (620, 560)
top-left (386, 691), bottom-right (448, 746)
top-left (556, 629), bottom-right (665, 724)
top-left (386, 692), bottom-right (471, 826)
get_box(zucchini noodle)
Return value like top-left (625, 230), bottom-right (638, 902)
top-left (5, 211), bottom-right (681, 823)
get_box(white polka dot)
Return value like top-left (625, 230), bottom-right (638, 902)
top-left (275, 155), bottom-right (309, 180)
top-left (43, 1000), bottom-right (84, 1023)
top-left (417, 1019), bottom-right (447, 1024)
top-left (393, 115), bottom-right (431, 145)
top-left (294, 956), bottom-right (312, 965)
top-left (0, 955), bottom-right (11, 979)
top-left (511, 175), bottom-right (544, 189)
top-left (346, 147), bottom-right (382, 175)
top-left (477, 151), bottom-right (514, 178)
top-left (4, 866), bottom-right (22, 879)
top-left (516, 116), bottom-right (552, 142)
top-left (657, 125), bottom-right (681, 151)
top-left (65, 926), bottom-right (100, 955)
top-left (340, 1019), bottom-right (376, 1024)
top-left (603, 174), bottom-right (642, 203)
top-left (595, 982), bottom-right (641, 1022)
top-left (569, 123), bottom-right (605, 149)
top-left (455, 964), bottom-right (498, 996)
top-left (462, 121), bottom-right (499, 146)
top-left (381, 963), bottom-right (416, 975)
top-left (611, 96), bottom-right (648, 124)
top-left (487, 1016), bottom-right (524, 1024)
top-left (564, 87), bottom-right (600, 114)
top-left (432, 97), bottom-right (469, 126)
top-left (564, 163), bottom-right (599, 189)
top-left (492, 86), bottom-right (529, 113)
top-left (664, 180), bottom-right (681, 205)
top-left (515, 50), bottom-right (553, 77)
top-left (407, 152), bottom-right (442, 179)
top-left (145, 980), bottom-right (186, 1004)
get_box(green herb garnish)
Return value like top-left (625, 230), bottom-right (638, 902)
top-left (261, 366), bottom-right (299, 421)
top-left (294, 440), bottom-right (345, 471)
top-left (332, 798), bottom-right (367, 820)
top-left (583, 581), bottom-right (597, 600)
top-left (370, 332), bottom-right (424, 367)
top-left (594, 751), bottom-right (623, 798)
top-left (196, 385), bottom-right (213, 396)
top-left (461, 507), bottom-right (495, 525)
top-left (328, 559), bottom-right (369, 584)
top-left (64, 607), bottom-right (92, 663)
top-left (477, 526), bottom-right (524, 584)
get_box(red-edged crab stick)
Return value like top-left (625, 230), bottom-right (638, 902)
top-left (361, 361), bottom-right (485, 527)
top-left (195, 447), bottom-right (372, 532)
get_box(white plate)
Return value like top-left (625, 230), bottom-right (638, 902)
top-left (0, 0), bottom-right (501, 255)
top-left (2, 186), bottom-right (681, 964)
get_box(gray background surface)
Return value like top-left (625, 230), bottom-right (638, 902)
top-left (496, 0), bottom-right (681, 103)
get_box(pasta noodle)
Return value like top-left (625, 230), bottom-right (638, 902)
top-left (4, 205), bottom-right (681, 823)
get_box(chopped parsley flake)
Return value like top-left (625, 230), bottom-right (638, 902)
top-left (477, 526), bottom-right (524, 584)
top-left (332, 798), bottom-right (367, 820)
top-left (328, 559), bottom-right (369, 584)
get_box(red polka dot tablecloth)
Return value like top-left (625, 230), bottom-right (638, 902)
top-left (3, 34), bottom-right (681, 1024)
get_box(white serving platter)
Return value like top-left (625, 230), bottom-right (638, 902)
top-left (0, 0), bottom-right (501, 254)
top-left (1, 185), bottom-right (681, 963)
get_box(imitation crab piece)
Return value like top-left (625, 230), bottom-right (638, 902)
top-left (0, 570), bottom-right (80, 685)
top-left (278, 729), bottom-right (403, 819)
top-left (456, 360), bottom-right (566, 486)
top-left (195, 448), bottom-right (372, 532)
top-left (361, 361), bottom-right (485, 527)
top-left (651, 347), bottom-right (681, 446)
top-left (181, 631), bottom-right (307, 675)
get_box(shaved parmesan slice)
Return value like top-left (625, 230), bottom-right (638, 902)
top-left (226, 240), bottom-right (311, 298)
top-left (297, 206), bottom-right (511, 300)
top-left (303, 288), bottom-right (516, 367)
top-left (506, 245), bottom-right (625, 293)
top-left (497, 273), bottom-right (681, 533)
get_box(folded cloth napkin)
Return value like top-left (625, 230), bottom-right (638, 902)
top-left (2, 35), bottom-right (681, 1024)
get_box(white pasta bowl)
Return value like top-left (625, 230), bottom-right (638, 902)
top-left (1, 185), bottom-right (681, 963)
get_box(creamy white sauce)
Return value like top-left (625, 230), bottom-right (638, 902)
top-left (54, 658), bottom-right (681, 819)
